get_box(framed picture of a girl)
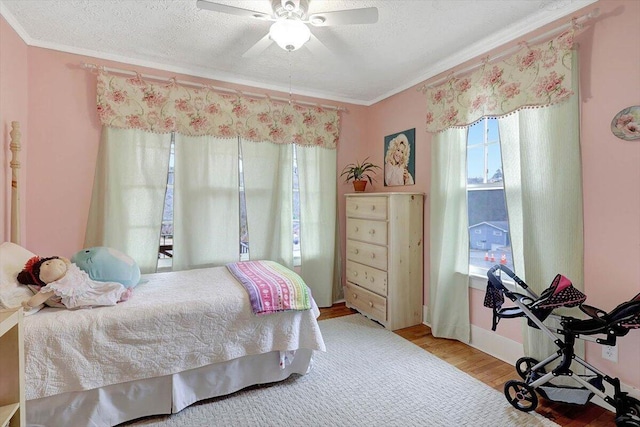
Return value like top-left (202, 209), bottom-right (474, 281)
top-left (384, 128), bottom-right (415, 187)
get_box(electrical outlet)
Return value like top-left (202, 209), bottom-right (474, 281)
top-left (602, 344), bottom-right (618, 362)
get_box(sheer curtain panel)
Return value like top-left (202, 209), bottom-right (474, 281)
top-left (241, 140), bottom-right (293, 267)
top-left (172, 134), bottom-right (240, 270)
top-left (429, 127), bottom-right (471, 342)
top-left (297, 146), bottom-right (337, 308)
top-left (85, 127), bottom-right (171, 273)
top-left (498, 53), bottom-right (583, 362)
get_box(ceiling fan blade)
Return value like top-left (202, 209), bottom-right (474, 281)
top-left (242, 33), bottom-right (274, 58)
top-left (305, 34), bottom-right (333, 59)
top-left (196, 0), bottom-right (271, 20)
top-left (308, 7), bottom-right (378, 26)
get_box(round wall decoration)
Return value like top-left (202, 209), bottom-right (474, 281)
top-left (611, 105), bottom-right (640, 140)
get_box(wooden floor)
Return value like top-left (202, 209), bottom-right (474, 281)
top-left (318, 303), bottom-right (616, 427)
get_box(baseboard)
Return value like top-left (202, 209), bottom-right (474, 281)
top-left (469, 324), bottom-right (524, 365)
top-left (422, 305), bottom-right (523, 365)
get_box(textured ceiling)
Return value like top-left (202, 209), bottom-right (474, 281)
top-left (0, 0), bottom-right (597, 105)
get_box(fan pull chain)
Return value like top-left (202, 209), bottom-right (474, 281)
top-left (288, 50), bottom-right (293, 105)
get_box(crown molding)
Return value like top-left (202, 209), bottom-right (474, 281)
top-left (0, 2), bottom-right (32, 44)
top-left (1, 0), bottom-right (598, 107)
top-left (367, 0), bottom-right (599, 105)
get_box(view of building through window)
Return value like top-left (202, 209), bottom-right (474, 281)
top-left (467, 118), bottom-right (513, 273)
top-left (157, 136), bottom-right (301, 270)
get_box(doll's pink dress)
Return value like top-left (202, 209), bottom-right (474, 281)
top-left (39, 263), bottom-right (129, 309)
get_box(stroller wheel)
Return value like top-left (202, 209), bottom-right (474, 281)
top-left (628, 397), bottom-right (640, 417)
top-left (505, 380), bottom-right (538, 412)
top-left (615, 414), bottom-right (640, 427)
top-left (515, 357), bottom-right (546, 380)
top-left (617, 396), bottom-right (640, 426)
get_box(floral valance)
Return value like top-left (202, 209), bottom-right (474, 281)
top-left (423, 30), bottom-right (575, 133)
top-left (96, 72), bottom-right (340, 149)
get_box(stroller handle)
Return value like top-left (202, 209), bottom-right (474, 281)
top-left (487, 264), bottom-right (538, 299)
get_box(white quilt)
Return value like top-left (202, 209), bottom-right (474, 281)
top-left (23, 266), bottom-right (326, 400)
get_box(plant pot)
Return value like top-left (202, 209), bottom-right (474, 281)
top-left (353, 180), bottom-right (367, 192)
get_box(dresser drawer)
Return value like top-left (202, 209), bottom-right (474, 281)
top-left (345, 282), bottom-right (387, 322)
top-left (346, 260), bottom-right (387, 296)
top-left (346, 218), bottom-right (387, 245)
top-left (346, 240), bottom-right (388, 271)
top-left (346, 197), bottom-right (388, 220)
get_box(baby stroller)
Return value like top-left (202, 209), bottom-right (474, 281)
top-left (484, 264), bottom-right (640, 426)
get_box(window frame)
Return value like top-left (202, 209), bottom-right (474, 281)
top-left (466, 118), bottom-right (513, 279)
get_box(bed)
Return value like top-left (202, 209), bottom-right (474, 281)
top-left (0, 121), bottom-right (326, 427)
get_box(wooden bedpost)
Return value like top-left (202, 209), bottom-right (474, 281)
top-left (10, 121), bottom-right (21, 245)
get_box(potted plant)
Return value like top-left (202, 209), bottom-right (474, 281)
top-left (339, 157), bottom-right (381, 192)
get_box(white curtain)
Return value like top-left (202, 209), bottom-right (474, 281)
top-left (172, 134), bottom-right (239, 270)
top-left (429, 127), bottom-right (471, 342)
top-left (85, 127), bottom-right (171, 273)
top-left (297, 146), bottom-right (337, 308)
top-left (498, 53), bottom-right (583, 362)
top-left (241, 140), bottom-right (293, 267)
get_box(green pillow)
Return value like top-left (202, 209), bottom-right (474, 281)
top-left (71, 247), bottom-right (141, 288)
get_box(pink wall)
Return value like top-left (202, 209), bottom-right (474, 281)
top-left (577, 0), bottom-right (640, 386)
top-left (25, 49), bottom-right (102, 256)
top-left (360, 0), bottom-right (640, 389)
top-left (0, 15), bottom-right (28, 243)
top-left (1, 0), bottom-right (638, 390)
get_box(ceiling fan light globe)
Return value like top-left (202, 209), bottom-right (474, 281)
top-left (269, 19), bottom-right (310, 51)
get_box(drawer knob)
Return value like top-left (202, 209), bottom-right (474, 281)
top-left (371, 205), bottom-right (376, 211)
top-left (355, 226), bottom-right (359, 232)
top-left (354, 249), bottom-right (359, 254)
top-left (370, 277), bottom-right (375, 283)
top-left (353, 271), bottom-right (358, 277)
top-left (369, 302), bottom-right (373, 307)
top-left (355, 204), bottom-right (359, 210)
top-left (369, 229), bottom-right (375, 235)
top-left (370, 253), bottom-right (375, 259)
top-left (353, 294), bottom-right (357, 299)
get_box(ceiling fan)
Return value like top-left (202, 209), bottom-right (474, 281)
top-left (196, 0), bottom-right (379, 57)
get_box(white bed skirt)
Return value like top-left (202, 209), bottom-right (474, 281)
top-left (26, 349), bottom-right (314, 427)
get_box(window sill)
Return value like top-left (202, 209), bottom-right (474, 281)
top-left (468, 267), bottom-right (516, 292)
top-left (469, 272), bottom-right (487, 291)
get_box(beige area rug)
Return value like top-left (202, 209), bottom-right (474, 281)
top-left (128, 314), bottom-right (559, 426)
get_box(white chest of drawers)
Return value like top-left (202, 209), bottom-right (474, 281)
top-left (344, 192), bottom-right (424, 330)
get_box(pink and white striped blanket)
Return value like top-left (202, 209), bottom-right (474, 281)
top-left (226, 260), bottom-right (311, 315)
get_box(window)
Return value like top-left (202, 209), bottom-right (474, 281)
top-left (157, 136), bottom-right (301, 270)
top-left (292, 145), bottom-right (301, 265)
top-left (467, 118), bottom-right (513, 274)
top-left (238, 142), bottom-right (250, 261)
top-left (158, 135), bottom-right (174, 271)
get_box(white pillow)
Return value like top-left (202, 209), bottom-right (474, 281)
top-left (0, 241), bottom-right (42, 313)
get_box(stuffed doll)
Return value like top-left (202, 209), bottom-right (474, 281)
top-left (17, 256), bottom-right (132, 311)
